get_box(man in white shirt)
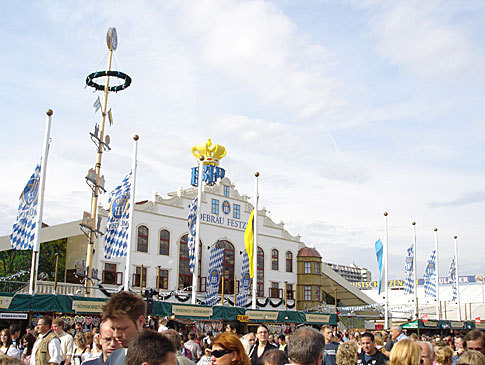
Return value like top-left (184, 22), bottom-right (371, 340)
top-left (52, 318), bottom-right (73, 365)
top-left (31, 316), bottom-right (62, 365)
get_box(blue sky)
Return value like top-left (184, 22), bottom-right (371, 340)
top-left (0, 0), bottom-right (484, 280)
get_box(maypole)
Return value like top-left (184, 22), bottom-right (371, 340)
top-left (83, 28), bottom-right (131, 296)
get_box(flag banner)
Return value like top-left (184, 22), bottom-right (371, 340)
top-left (244, 210), bottom-right (255, 278)
top-left (404, 245), bottom-right (414, 294)
top-left (93, 96), bottom-right (101, 113)
top-left (236, 251), bottom-right (250, 307)
top-left (104, 172), bottom-right (132, 259)
top-left (187, 197), bottom-right (198, 273)
top-left (449, 256), bottom-right (457, 301)
top-left (424, 250), bottom-right (437, 298)
top-left (11, 162), bottom-right (41, 250)
top-left (375, 238), bottom-right (384, 295)
top-left (108, 108), bottom-right (113, 126)
top-left (205, 245), bottom-right (224, 306)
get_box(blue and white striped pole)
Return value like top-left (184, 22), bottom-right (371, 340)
top-left (191, 156), bottom-right (205, 305)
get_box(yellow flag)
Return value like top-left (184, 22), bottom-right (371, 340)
top-left (244, 210), bottom-right (255, 278)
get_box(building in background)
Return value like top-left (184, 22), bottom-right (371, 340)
top-left (326, 262), bottom-right (372, 283)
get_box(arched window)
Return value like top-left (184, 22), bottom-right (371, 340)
top-left (137, 225), bottom-right (149, 253)
top-left (159, 230), bottom-right (170, 255)
top-left (271, 249), bottom-right (279, 271)
top-left (215, 240), bottom-right (235, 294)
top-left (257, 247), bottom-right (264, 297)
top-left (178, 234), bottom-right (202, 290)
top-left (286, 251), bottom-right (293, 273)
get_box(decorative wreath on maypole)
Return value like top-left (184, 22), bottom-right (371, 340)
top-left (85, 70), bottom-right (132, 92)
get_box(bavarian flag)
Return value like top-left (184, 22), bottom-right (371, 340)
top-left (244, 210), bottom-right (255, 278)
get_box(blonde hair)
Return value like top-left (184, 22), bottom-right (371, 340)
top-left (435, 346), bottom-right (453, 365)
top-left (389, 339), bottom-right (421, 365)
top-left (457, 350), bottom-right (485, 365)
top-left (336, 341), bottom-right (359, 365)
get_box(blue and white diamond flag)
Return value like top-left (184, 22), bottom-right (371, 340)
top-left (11, 162), bottom-right (41, 250)
top-left (424, 250), bottom-right (437, 298)
top-left (236, 251), bottom-right (250, 307)
top-left (449, 256), bottom-right (458, 301)
top-left (104, 172), bottom-right (132, 259)
top-left (187, 197), bottom-right (198, 273)
top-left (205, 244), bottom-right (224, 306)
top-left (404, 245), bottom-right (414, 295)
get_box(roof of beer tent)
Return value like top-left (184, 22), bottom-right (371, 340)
top-left (321, 263), bottom-right (376, 306)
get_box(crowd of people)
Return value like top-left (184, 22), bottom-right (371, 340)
top-left (0, 291), bottom-right (484, 365)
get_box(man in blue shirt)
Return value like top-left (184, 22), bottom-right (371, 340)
top-left (321, 325), bottom-right (339, 365)
top-left (357, 332), bottom-right (388, 365)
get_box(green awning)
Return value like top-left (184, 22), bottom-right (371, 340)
top-left (151, 301), bottom-right (172, 317)
top-left (212, 306), bottom-right (245, 320)
top-left (277, 310), bottom-right (305, 323)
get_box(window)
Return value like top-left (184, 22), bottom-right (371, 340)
top-left (304, 286), bottom-right (312, 301)
top-left (133, 266), bottom-right (147, 287)
top-left (103, 263), bottom-right (117, 285)
top-left (314, 262), bottom-right (321, 274)
top-left (211, 199), bottom-right (219, 214)
top-left (304, 262), bottom-right (311, 274)
top-left (271, 249), bottom-right (279, 270)
top-left (257, 247), bottom-right (264, 297)
top-left (315, 286), bottom-right (320, 302)
top-left (137, 225), bottom-right (149, 253)
top-left (159, 230), bottom-right (170, 255)
top-left (233, 204), bottom-right (240, 219)
top-left (178, 234), bottom-right (202, 290)
top-left (286, 283), bottom-right (294, 300)
top-left (158, 269), bottom-right (168, 290)
top-left (216, 240), bottom-right (235, 294)
top-left (286, 251), bottom-right (293, 272)
top-left (224, 186), bottom-right (230, 197)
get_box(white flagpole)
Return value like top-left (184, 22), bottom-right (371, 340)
top-left (384, 212), bottom-right (389, 329)
top-left (454, 235), bottom-right (461, 321)
top-left (191, 156), bottom-right (204, 305)
top-left (29, 109), bottom-right (53, 295)
top-left (252, 172), bottom-right (259, 310)
top-left (123, 135), bottom-right (139, 291)
top-left (412, 221), bottom-right (418, 319)
top-left (434, 228), bottom-right (440, 319)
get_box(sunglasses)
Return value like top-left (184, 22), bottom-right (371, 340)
top-left (212, 349), bottom-right (232, 358)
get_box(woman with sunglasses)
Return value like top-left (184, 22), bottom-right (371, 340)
top-left (248, 325), bottom-right (276, 365)
top-left (211, 332), bottom-right (250, 365)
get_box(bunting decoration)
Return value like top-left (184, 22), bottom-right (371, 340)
top-left (11, 162), bottom-right (41, 250)
top-left (403, 245), bottom-right (414, 294)
top-left (205, 245), bottom-right (224, 306)
top-left (449, 256), bottom-right (458, 301)
top-left (104, 172), bottom-right (132, 259)
top-left (424, 250), bottom-right (437, 298)
top-left (187, 197), bottom-right (198, 273)
top-left (236, 251), bottom-right (250, 307)
top-left (375, 238), bottom-right (384, 295)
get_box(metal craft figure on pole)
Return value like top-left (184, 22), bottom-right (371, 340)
top-left (83, 28), bottom-right (131, 296)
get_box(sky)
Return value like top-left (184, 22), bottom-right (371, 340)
top-left (0, 0), bottom-right (484, 280)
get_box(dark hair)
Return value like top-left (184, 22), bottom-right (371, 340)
top-left (102, 291), bottom-right (146, 324)
top-left (22, 334), bottom-right (36, 356)
top-left (125, 330), bottom-right (176, 365)
top-left (361, 332), bottom-right (375, 342)
top-left (8, 324), bottom-right (20, 335)
top-left (227, 320), bottom-right (242, 334)
top-left (40, 316), bottom-right (53, 327)
top-left (464, 330), bottom-right (485, 348)
top-left (278, 335), bottom-right (285, 342)
top-left (163, 329), bottom-right (182, 350)
top-left (262, 349), bottom-right (288, 365)
top-left (188, 332), bottom-right (196, 340)
top-left (288, 327), bottom-right (325, 365)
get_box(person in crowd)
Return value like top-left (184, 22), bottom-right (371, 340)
top-left (71, 333), bottom-right (90, 365)
top-left (52, 318), bottom-right (73, 365)
top-left (321, 325), bottom-right (339, 365)
top-left (261, 349), bottom-right (288, 365)
top-left (248, 325), bottom-right (276, 365)
top-left (21, 333), bottom-right (36, 364)
top-left (102, 291), bottom-right (146, 365)
top-left (90, 334), bottom-right (102, 359)
top-left (225, 321), bottom-right (242, 337)
top-left (9, 325), bottom-right (21, 351)
top-left (287, 326), bottom-right (324, 365)
top-left (0, 354), bottom-right (24, 365)
top-left (418, 341), bottom-right (435, 365)
top-left (84, 333), bottom-right (94, 351)
top-left (210, 332), bottom-right (250, 365)
top-left (457, 350), bottom-right (485, 365)
top-left (384, 325), bottom-right (408, 355)
top-left (180, 336), bottom-right (193, 361)
top-left (0, 329), bottom-right (20, 359)
top-left (436, 346), bottom-right (453, 365)
top-left (196, 348), bottom-right (212, 365)
top-left (276, 335), bottom-right (287, 354)
top-left (453, 335), bottom-right (466, 365)
top-left (357, 332), bottom-right (388, 365)
top-left (267, 335), bottom-right (277, 348)
top-left (163, 330), bottom-right (195, 365)
top-left (124, 329), bottom-right (177, 365)
top-left (74, 324), bottom-right (84, 335)
top-left (336, 341), bottom-right (358, 365)
top-left (241, 333), bottom-right (255, 355)
top-left (408, 333), bottom-right (419, 342)
top-left (157, 318), bottom-right (168, 333)
top-left (82, 320), bottom-right (122, 365)
top-left (389, 339), bottom-right (421, 365)
top-left (184, 332), bottom-right (202, 362)
top-left (465, 330), bottom-right (485, 355)
top-left (31, 316), bottom-right (62, 365)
